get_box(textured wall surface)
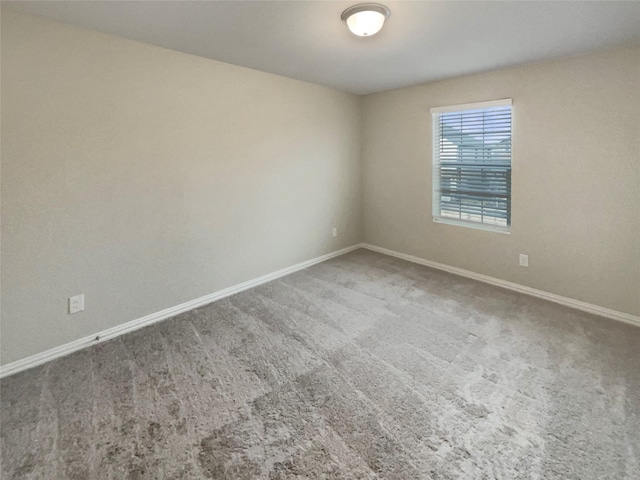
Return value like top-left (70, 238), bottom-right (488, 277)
top-left (2, 10), bottom-right (638, 368)
top-left (362, 46), bottom-right (640, 316)
top-left (1, 11), bottom-right (362, 365)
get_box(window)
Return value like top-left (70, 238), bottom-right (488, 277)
top-left (431, 99), bottom-right (512, 233)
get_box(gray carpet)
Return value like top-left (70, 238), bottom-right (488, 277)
top-left (1, 249), bottom-right (639, 479)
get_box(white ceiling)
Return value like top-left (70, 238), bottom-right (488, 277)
top-left (4, 1), bottom-right (640, 95)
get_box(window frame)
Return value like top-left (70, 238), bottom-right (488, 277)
top-left (431, 98), bottom-right (513, 234)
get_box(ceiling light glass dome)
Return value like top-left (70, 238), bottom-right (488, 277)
top-left (341, 4), bottom-right (390, 37)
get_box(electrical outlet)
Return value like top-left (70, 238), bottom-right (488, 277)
top-left (69, 294), bottom-right (84, 314)
top-left (332, 227), bottom-right (337, 238)
top-left (519, 254), bottom-right (529, 267)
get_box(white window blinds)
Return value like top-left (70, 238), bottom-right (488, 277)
top-left (432, 99), bottom-right (512, 232)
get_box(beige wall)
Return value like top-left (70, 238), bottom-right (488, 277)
top-left (2, 10), bottom-right (638, 368)
top-left (1, 11), bottom-right (362, 365)
top-left (362, 46), bottom-right (640, 317)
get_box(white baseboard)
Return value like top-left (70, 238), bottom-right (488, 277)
top-left (4, 242), bottom-right (636, 378)
top-left (0, 244), bottom-right (363, 379)
top-left (361, 243), bottom-right (640, 328)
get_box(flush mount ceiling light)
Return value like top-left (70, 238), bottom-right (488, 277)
top-left (341, 3), bottom-right (390, 37)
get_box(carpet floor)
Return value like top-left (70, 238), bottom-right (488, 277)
top-left (1, 249), bottom-right (639, 479)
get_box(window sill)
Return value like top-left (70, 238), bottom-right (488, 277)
top-left (433, 216), bottom-right (511, 234)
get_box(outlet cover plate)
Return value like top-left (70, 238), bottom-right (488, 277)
top-left (519, 254), bottom-right (529, 267)
top-left (69, 294), bottom-right (84, 314)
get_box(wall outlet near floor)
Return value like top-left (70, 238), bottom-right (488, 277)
top-left (332, 227), bottom-right (337, 238)
top-left (69, 294), bottom-right (85, 314)
top-left (519, 254), bottom-right (529, 267)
